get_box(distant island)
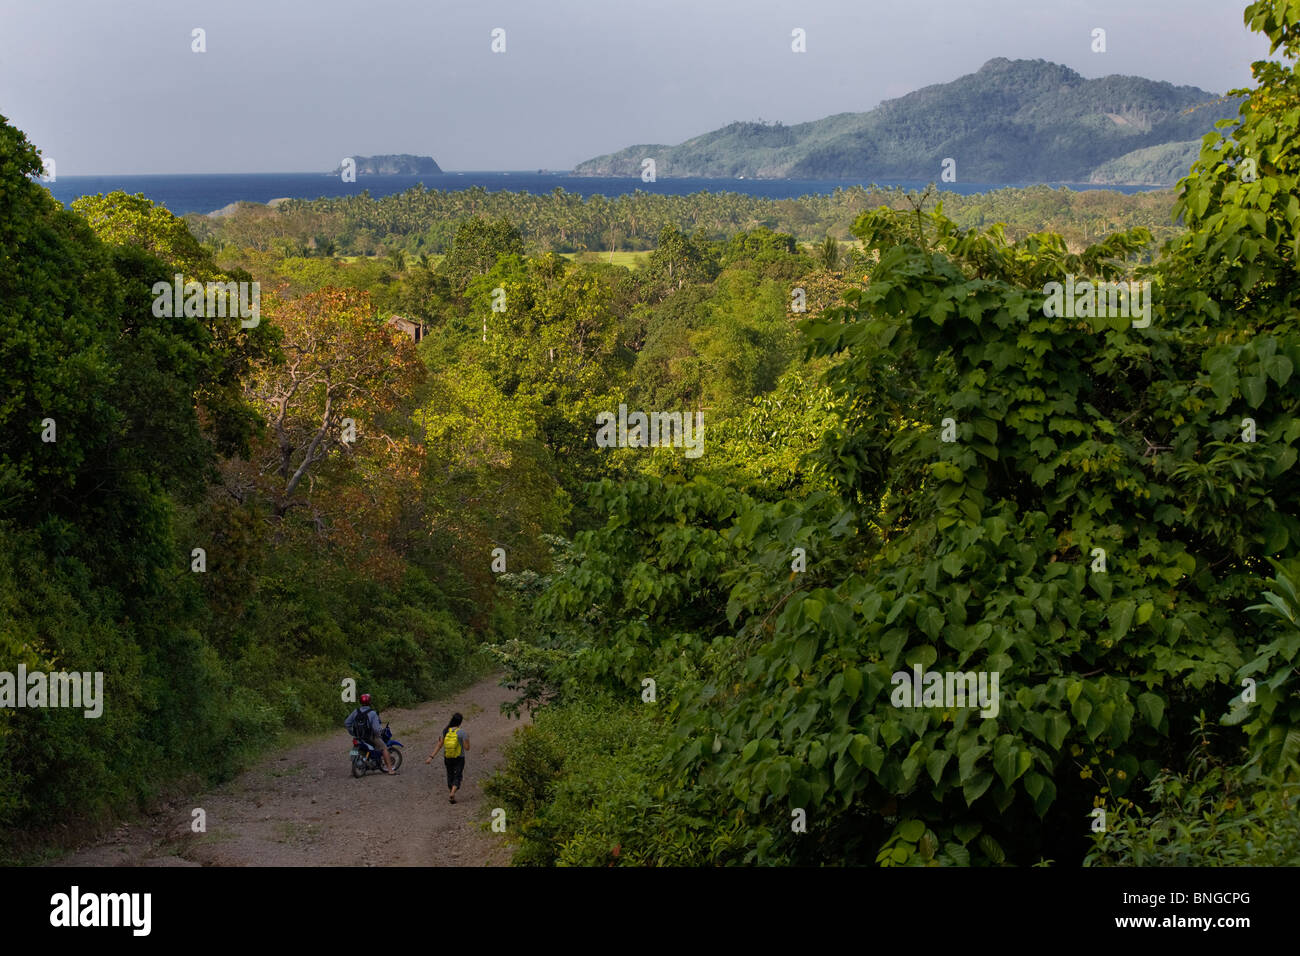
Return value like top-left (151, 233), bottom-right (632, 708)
top-left (575, 58), bottom-right (1237, 186)
top-left (331, 154), bottom-right (443, 176)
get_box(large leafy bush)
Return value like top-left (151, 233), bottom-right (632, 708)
top-left (496, 0), bottom-right (1300, 865)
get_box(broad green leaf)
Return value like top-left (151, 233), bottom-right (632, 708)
top-left (963, 770), bottom-right (994, 805)
top-left (843, 666), bottom-right (863, 701)
top-left (958, 743), bottom-right (990, 782)
top-left (926, 749), bottom-right (950, 785)
top-left (899, 819), bottom-right (925, 842)
top-left (1137, 692), bottom-right (1165, 729)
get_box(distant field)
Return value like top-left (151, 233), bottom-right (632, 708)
top-left (335, 251), bottom-right (651, 270)
top-left (797, 240), bottom-right (856, 253)
top-left (335, 253), bottom-right (445, 265)
top-left (560, 250), bottom-right (651, 269)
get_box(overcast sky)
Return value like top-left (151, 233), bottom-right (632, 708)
top-left (0, 0), bottom-right (1274, 174)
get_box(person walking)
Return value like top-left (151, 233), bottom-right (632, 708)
top-left (425, 712), bottom-right (470, 803)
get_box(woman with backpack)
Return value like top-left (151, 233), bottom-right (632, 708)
top-left (425, 712), bottom-right (470, 803)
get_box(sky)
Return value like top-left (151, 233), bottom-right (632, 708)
top-left (0, 0), bottom-right (1275, 174)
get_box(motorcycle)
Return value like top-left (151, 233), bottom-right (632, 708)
top-left (350, 723), bottom-right (403, 777)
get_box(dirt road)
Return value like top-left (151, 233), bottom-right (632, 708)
top-left (50, 675), bottom-right (528, 867)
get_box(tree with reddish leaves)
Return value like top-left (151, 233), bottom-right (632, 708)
top-left (235, 287), bottom-right (425, 524)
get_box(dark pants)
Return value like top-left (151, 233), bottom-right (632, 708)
top-left (444, 755), bottom-right (465, 790)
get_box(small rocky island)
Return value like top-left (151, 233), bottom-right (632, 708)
top-left (331, 154), bottom-right (443, 175)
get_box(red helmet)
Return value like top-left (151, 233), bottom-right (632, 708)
top-left (360, 693), bottom-right (371, 705)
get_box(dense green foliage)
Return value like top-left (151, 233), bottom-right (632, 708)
top-left (575, 58), bottom-right (1234, 182)
top-left (482, 699), bottom-right (693, 866)
top-left (0, 124), bottom-right (490, 858)
top-left (1085, 713), bottom-right (1300, 866)
top-left (487, 0), bottom-right (1300, 867)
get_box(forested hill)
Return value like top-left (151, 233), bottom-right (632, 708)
top-left (331, 154), bottom-right (443, 175)
top-left (1088, 140), bottom-right (1203, 186)
top-left (574, 58), bottom-right (1234, 183)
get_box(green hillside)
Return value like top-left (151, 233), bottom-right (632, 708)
top-left (575, 58), bottom-right (1236, 182)
top-left (1087, 139), bottom-right (1203, 185)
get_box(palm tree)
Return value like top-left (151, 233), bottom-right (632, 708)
top-left (818, 234), bottom-right (841, 271)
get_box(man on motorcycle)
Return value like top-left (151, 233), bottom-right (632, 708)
top-left (346, 693), bottom-right (395, 774)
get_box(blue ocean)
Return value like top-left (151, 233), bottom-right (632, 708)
top-left (40, 172), bottom-right (1164, 217)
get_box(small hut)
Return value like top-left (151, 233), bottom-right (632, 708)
top-left (387, 315), bottom-right (425, 343)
